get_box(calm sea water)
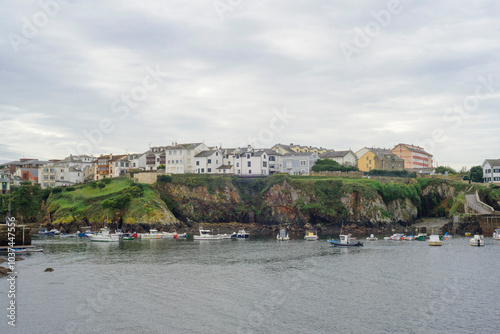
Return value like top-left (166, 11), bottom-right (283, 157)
top-left (1, 234), bottom-right (499, 334)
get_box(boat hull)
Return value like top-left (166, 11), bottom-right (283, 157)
top-left (328, 240), bottom-right (363, 247)
top-left (428, 241), bottom-right (443, 246)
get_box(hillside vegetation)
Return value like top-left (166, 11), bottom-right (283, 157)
top-left (1, 174), bottom-right (497, 230)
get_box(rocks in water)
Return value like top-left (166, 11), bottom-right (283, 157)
top-left (15, 256), bottom-right (25, 261)
top-left (0, 258), bottom-right (6, 263)
top-left (44, 268), bottom-right (54, 272)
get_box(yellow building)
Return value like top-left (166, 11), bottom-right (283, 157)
top-left (357, 148), bottom-right (405, 172)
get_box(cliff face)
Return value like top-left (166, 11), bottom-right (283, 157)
top-left (12, 175), bottom-right (471, 231)
top-left (156, 176), bottom-right (462, 228)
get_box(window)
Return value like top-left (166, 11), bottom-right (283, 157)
top-left (236, 163), bottom-right (240, 167)
top-left (249, 170), bottom-right (252, 174)
top-left (494, 177), bottom-right (500, 181)
top-left (169, 151), bottom-right (172, 155)
top-left (208, 168), bottom-right (212, 173)
top-left (201, 168), bottom-right (205, 173)
top-left (247, 154), bottom-right (251, 159)
top-left (300, 160), bottom-right (306, 166)
top-left (263, 162), bottom-right (267, 168)
top-left (196, 161), bottom-right (200, 166)
top-left (269, 156), bottom-right (275, 161)
top-left (176, 160), bottom-right (179, 164)
top-left (247, 161), bottom-right (251, 167)
top-left (208, 159), bottom-right (212, 164)
top-left (494, 169), bottom-right (500, 173)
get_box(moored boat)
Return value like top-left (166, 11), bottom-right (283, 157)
top-left (366, 234), bottom-right (378, 241)
top-left (304, 229), bottom-right (318, 241)
top-left (89, 227), bottom-right (120, 242)
top-left (141, 229), bottom-right (163, 239)
top-left (193, 227), bottom-right (222, 240)
top-left (276, 228), bottom-right (290, 241)
top-left (493, 228), bottom-right (500, 240)
top-left (231, 229), bottom-right (250, 239)
top-left (428, 234), bottom-right (442, 246)
top-left (328, 234), bottom-right (363, 247)
top-left (470, 234), bottom-right (485, 247)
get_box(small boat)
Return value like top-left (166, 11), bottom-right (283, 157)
top-left (232, 229), bottom-right (250, 239)
top-left (89, 227), bottom-right (120, 242)
top-left (26, 248), bottom-right (44, 252)
top-left (59, 232), bottom-right (79, 238)
top-left (428, 234), bottom-right (442, 246)
top-left (276, 228), bottom-right (290, 241)
top-left (49, 229), bottom-right (61, 235)
top-left (174, 233), bottom-right (188, 239)
top-left (385, 233), bottom-right (404, 240)
top-left (402, 235), bottom-right (415, 241)
top-left (414, 233), bottom-right (427, 241)
top-left (443, 232), bottom-right (453, 240)
top-left (328, 234), bottom-right (363, 247)
top-left (10, 248), bottom-right (28, 253)
top-left (193, 227), bottom-right (222, 240)
top-left (141, 229), bottom-right (163, 239)
top-left (465, 232), bottom-right (471, 237)
top-left (470, 234), bottom-right (485, 247)
top-left (366, 234), bottom-right (378, 241)
top-left (39, 229), bottom-right (55, 236)
top-left (493, 228), bottom-right (500, 240)
top-left (304, 229), bottom-right (318, 241)
top-left (161, 232), bottom-right (177, 238)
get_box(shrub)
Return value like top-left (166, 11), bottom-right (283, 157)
top-left (157, 175), bottom-right (173, 183)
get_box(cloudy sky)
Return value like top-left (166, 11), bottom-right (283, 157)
top-left (1, 0), bottom-right (499, 170)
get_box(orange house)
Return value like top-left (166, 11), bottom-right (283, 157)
top-left (390, 144), bottom-right (433, 169)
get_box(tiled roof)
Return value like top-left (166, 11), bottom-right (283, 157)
top-left (195, 150), bottom-right (218, 158)
top-left (320, 150), bottom-right (352, 158)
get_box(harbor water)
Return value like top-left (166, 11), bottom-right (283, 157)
top-left (1, 235), bottom-right (499, 333)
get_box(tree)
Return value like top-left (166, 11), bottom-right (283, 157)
top-left (312, 159), bottom-right (358, 172)
top-left (469, 166), bottom-right (483, 183)
top-left (435, 166), bottom-right (457, 175)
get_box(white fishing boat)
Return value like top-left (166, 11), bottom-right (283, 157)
top-left (141, 229), bottom-right (163, 239)
top-left (442, 232), bottom-right (453, 240)
top-left (231, 229), bottom-right (250, 239)
top-left (470, 234), bottom-right (485, 247)
top-left (276, 228), bottom-right (290, 241)
top-left (89, 227), bottom-right (120, 242)
top-left (304, 229), bottom-right (318, 241)
top-left (366, 234), bottom-right (378, 241)
top-left (493, 228), bottom-right (500, 240)
top-left (193, 227), bottom-right (222, 240)
top-left (428, 234), bottom-right (442, 246)
top-left (328, 234), bottom-right (363, 247)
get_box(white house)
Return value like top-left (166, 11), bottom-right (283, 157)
top-left (39, 155), bottom-right (95, 188)
top-left (482, 159), bottom-right (500, 183)
top-left (319, 150), bottom-right (357, 166)
top-left (232, 146), bottom-right (270, 176)
top-left (195, 150), bottom-right (223, 174)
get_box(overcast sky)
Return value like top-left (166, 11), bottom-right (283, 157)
top-left (1, 0), bottom-right (499, 170)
